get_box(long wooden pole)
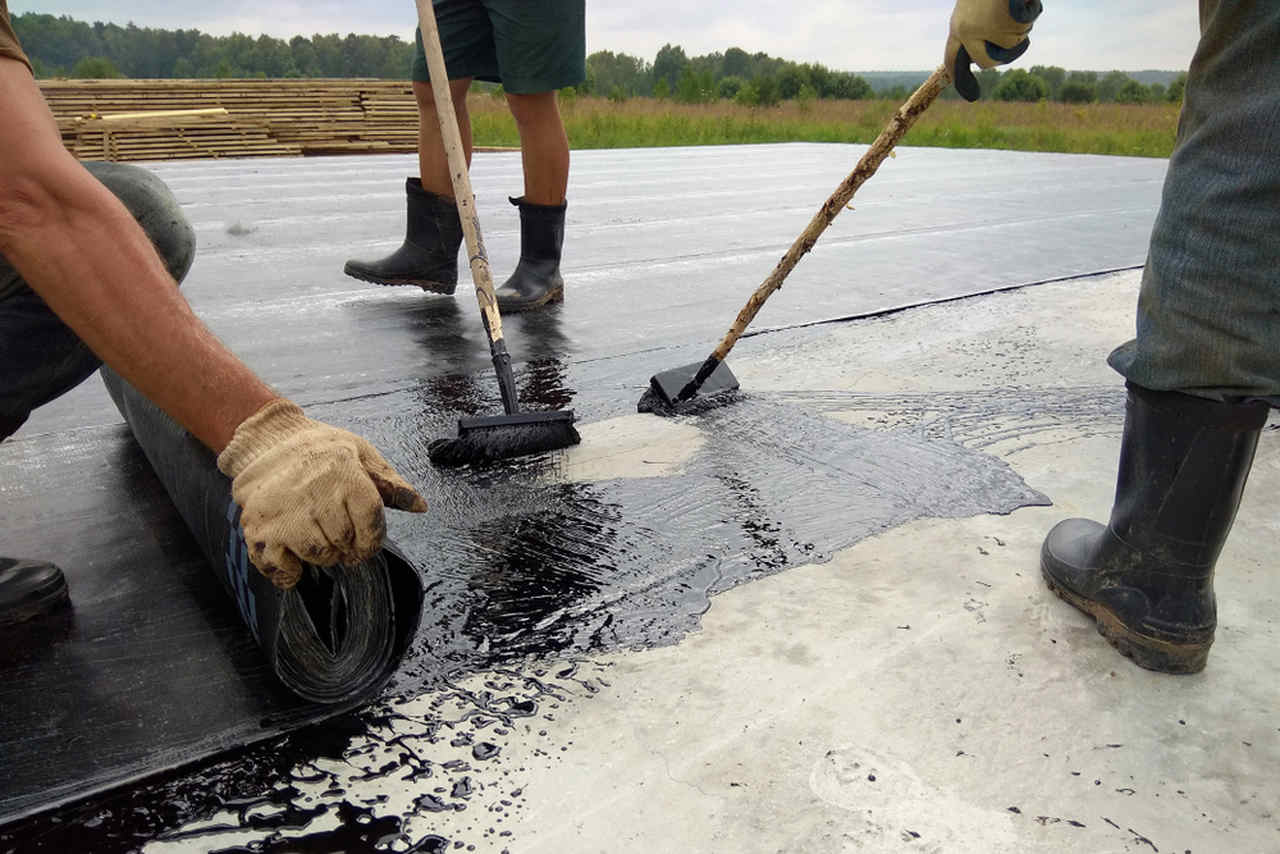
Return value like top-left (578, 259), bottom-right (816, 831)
top-left (414, 0), bottom-right (518, 413)
top-left (672, 66), bottom-right (951, 403)
top-left (712, 66), bottom-right (951, 361)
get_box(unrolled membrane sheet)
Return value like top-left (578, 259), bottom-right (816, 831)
top-left (0, 370), bottom-right (423, 825)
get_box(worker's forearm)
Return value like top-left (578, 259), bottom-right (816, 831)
top-left (0, 163), bottom-right (274, 452)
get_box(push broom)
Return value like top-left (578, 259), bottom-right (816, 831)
top-left (415, 0), bottom-right (580, 465)
top-left (640, 67), bottom-right (952, 416)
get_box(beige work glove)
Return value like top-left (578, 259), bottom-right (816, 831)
top-left (946, 0), bottom-right (1043, 101)
top-left (217, 399), bottom-right (428, 589)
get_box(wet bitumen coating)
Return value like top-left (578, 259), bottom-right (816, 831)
top-left (0, 144), bottom-right (1166, 851)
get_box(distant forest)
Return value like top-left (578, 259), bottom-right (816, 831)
top-left (15, 12), bottom-right (1186, 105)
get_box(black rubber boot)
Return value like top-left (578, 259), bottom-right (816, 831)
top-left (1041, 382), bottom-right (1268, 674)
top-left (0, 558), bottom-right (70, 627)
top-left (343, 178), bottom-right (462, 294)
top-left (495, 197), bottom-right (566, 313)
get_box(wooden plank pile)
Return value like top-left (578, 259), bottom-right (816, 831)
top-left (39, 79), bottom-right (422, 162)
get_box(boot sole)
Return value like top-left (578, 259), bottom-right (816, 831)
top-left (343, 266), bottom-right (456, 295)
top-left (1041, 564), bottom-right (1210, 674)
top-left (496, 285), bottom-right (564, 314)
top-left (0, 572), bottom-right (71, 628)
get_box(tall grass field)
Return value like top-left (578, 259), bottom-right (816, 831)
top-left (470, 95), bottom-right (1181, 159)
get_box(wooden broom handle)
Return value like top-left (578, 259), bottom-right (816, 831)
top-left (711, 66), bottom-right (951, 361)
top-left (414, 0), bottom-right (505, 345)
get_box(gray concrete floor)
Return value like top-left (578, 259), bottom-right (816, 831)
top-left (147, 269), bottom-right (1280, 853)
top-left (9, 146), bottom-right (1278, 852)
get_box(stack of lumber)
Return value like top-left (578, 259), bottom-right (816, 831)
top-left (38, 79), bottom-right (421, 162)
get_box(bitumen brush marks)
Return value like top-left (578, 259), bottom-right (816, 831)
top-left (0, 147), bottom-right (1174, 850)
top-left (0, 379), bottom-right (1069, 852)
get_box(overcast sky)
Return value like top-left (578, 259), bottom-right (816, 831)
top-left (14, 2), bottom-right (1201, 72)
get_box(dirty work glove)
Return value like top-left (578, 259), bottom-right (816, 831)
top-left (217, 399), bottom-right (428, 589)
top-left (946, 0), bottom-right (1044, 102)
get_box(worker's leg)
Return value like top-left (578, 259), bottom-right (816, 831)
top-left (505, 91), bottom-right (568, 206)
top-left (1040, 0), bottom-right (1280, 673)
top-left (486, 0), bottom-right (584, 312)
top-left (341, 78), bottom-right (471, 293)
top-left (343, 0), bottom-right (495, 292)
top-left (0, 161), bottom-right (194, 626)
top-left (416, 77), bottom-right (476, 200)
top-left (0, 161), bottom-right (195, 441)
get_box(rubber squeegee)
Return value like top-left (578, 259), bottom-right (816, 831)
top-left (640, 67), bottom-right (952, 416)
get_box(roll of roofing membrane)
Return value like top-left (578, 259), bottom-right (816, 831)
top-left (101, 368), bottom-right (422, 704)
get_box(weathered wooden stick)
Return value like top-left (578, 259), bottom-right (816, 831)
top-left (414, 0), bottom-right (504, 351)
top-left (709, 66), bottom-right (951, 362)
top-left (415, 0), bottom-right (519, 413)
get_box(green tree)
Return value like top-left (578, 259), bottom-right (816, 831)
top-left (974, 67), bottom-right (1003, 97)
top-left (652, 43), bottom-right (688, 92)
top-left (828, 72), bottom-right (872, 100)
top-left (722, 46), bottom-right (750, 79)
top-left (675, 67), bottom-right (713, 103)
top-left (777, 65), bottom-right (808, 100)
top-left (586, 50), bottom-right (651, 97)
top-left (71, 56), bottom-right (124, 78)
top-left (994, 69), bottom-right (1049, 102)
top-left (1059, 81), bottom-right (1094, 103)
top-left (754, 74), bottom-right (780, 107)
top-left (1167, 72), bottom-right (1187, 102)
top-left (653, 78), bottom-right (671, 100)
top-left (734, 80), bottom-right (759, 106)
top-left (1095, 70), bottom-right (1132, 103)
top-left (717, 75), bottom-right (745, 100)
top-left (1115, 78), bottom-right (1149, 104)
top-left (1029, 64), bottom-right (1066, 99)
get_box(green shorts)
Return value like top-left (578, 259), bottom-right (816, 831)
top-left (412, 0), bottom-right (586, 94)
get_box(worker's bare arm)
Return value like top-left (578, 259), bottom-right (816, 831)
top-left (0, 56), bottom-right (274, 452)
top-left (0, 56), bottom-right (428, 584)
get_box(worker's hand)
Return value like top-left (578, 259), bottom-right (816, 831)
top-left (946, 0), bottom-right (1043, 102)
top-left (216, 400), bottom-right (428, 589)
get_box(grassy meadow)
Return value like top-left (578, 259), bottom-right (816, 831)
top-left (469, 94), bottom-right (1181, 159)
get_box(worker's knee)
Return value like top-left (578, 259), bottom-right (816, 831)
top-left (415, 80), bottom-right (470, 117)
top-left (413, 80), bottom-right (437, 114)
top-left (505, 91), bottom-right (558, 128)
top-left (84, 162), bottom-right (196, 285)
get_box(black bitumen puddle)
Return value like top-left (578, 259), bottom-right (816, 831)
top-left (0, 327), bottom-right (1125, 851)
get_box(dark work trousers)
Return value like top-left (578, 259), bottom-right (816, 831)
top-left (1108, 0), bottom-right (1280, 404)
top-left (0, 162), bottom-right (196, 440)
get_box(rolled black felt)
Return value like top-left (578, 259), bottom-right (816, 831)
top-left (100, 368), bottom-right (422, 703)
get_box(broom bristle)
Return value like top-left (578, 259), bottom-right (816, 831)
top-left (637, 385), bottom-right (741, 418)
top-left (428, 419), bottom-right (580, 467)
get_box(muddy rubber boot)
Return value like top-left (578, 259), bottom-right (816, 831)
top-left (0, 558), bottom-right (70, 627)
top-left (1041, 383), bottom-right (1268, 674)
top-left (343, 178), bottom-right (462, 294)
top-left (495, 197), bottom-right (566, 313)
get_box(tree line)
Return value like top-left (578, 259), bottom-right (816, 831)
top-left (14, 13), bottom-right (415, 79)
top-left (979, 67), bottom-right (1186, 105)
top-left (15, 12), bottom-right (1183, 106)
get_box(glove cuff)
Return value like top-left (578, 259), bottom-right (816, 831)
top-left (216, 399), bottom-right (311, 479)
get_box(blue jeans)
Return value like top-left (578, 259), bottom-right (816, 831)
top-left (1108, 0), bottom-right (1280, 403)
top-left (0, 162), bottom-right (196, 439)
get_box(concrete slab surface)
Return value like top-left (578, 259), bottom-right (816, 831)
top-left (2, 145), bottom-right (1276, 853)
